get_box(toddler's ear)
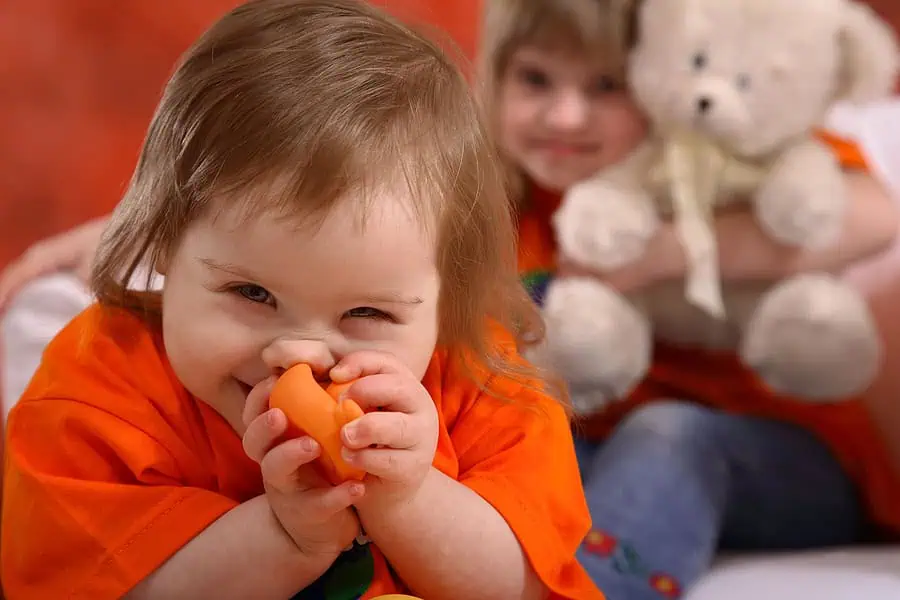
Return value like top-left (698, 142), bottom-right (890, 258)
top-left (154, 248), bottom-right (171, 275)
top-left (837, 1), bottom-right (899, 103)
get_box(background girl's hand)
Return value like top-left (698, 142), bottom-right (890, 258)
top-left (0, 216), bottom-right (108, 310)
top-left (242, 378), bottom-right (364, 559)
top-left (330, 351), bottom-right (439, 506)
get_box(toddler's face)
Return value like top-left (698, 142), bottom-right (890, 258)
top-left (158, 188), bottom-right (441, 434)
top-left (498, 45), bottom-right (648, 192)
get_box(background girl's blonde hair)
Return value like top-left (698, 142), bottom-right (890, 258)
top-left (91, 0), bottom-right (553, 399)
top-left (478, 0), bottom-right (640, 202)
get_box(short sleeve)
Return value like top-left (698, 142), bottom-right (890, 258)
top-left (448, 380), bottom-right (603, 600)
top-left (0, 306), bottom-right (242, 599)
top-left (1, 398), bottom-right (237, 600)
top-left (817, 130), bottom-right (869, 171)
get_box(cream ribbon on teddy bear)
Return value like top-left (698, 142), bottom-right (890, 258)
top-left (649, 131), bottom-right (767, 318)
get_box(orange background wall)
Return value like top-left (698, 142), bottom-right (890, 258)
top-left (0, 0), bottom-right (896, 270)
top-left (0, 0), bottom-right (482, 270)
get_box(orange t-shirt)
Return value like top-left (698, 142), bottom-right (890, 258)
top-left (518, 134), bottom-right (900, 539)
top-left (1, 305), bottom-right (603, 600)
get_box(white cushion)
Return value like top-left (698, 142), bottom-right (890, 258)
top-left (688, 549), bottom-right (900, 600)
top-left (1, 272), bottom-right (91, 418)
top-left (825, 99), bottom-right (900, 198)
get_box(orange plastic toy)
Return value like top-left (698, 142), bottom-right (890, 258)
top-left (269, 364), bottom-right (366, 485)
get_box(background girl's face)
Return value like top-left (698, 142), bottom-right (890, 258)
top-left (497, 45), bottom-right (648, 192)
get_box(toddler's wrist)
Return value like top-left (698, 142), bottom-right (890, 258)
top-left (355, 470), bottom-right (432, 518)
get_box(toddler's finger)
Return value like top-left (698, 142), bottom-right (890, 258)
top-left (260, 436), bottom-right (321, 492)
top-left (341, 373), bottom-right (424, 414)
top-left (242, 375), bottom-right (278, 428)
top-left (303, 480), bottom-right (366, 521)
top-left (329, 350), bottom-right (407, 382)
top-left (242, 409), bottom-right (289, 462)
top-left (341, 412), bottom-right (416, 450)
top-left (341, 447), bottom-right (414, 481)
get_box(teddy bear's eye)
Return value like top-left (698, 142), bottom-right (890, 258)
top-left (692, 52), bottom-right (707, 70)
top-left (736, 74), bottom-right (751, 90)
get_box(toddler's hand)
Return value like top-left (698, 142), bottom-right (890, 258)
top-left (330, 351), bottom-right (439, 506)
top-left (242, 378), bottom-right (364, 559)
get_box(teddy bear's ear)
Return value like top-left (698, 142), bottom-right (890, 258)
top-left (836, 1), bottom-right (899, 103)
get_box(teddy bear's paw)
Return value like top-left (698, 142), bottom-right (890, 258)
top-left (740, 274), bottom-right (882, 401)
top-left (568, 388), bottom-right (618, 416)
top-left (541, 278), bottom-right (652, 411)
top-left (754, 144), bottom-right (846, 249)
top-left (553, 179), bottom-right (660, 272)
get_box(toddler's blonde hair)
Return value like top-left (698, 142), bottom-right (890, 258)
top-left (92, 0), bottom-right (551, 398)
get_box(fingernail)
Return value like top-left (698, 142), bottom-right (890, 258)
top-left (343, 424), bottom-right (356, 443)
top-left (341, 448), bottom-right (355, 463)
top-left (301, 437), bottom-right (317, 452)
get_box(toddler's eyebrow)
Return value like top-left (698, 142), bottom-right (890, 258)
top-left (198, 257), bottom-right (259, 281)
top-left (360, 293), bottom-right (424, 306)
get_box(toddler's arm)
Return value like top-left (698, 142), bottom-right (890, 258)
top-left (126, 496), bottom-right (334, 599)
top-left (352, 352), bottom-right (601, 600)
top-left (356, 468), bottom-right (546, 600)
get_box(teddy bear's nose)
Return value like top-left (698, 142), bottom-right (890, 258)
top-left (696, 96), bottom-right (713, 114)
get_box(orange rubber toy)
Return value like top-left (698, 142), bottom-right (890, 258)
top-left (269, 364), bottom-right (366, 485)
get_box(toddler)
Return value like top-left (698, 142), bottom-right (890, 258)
top-left (1, 2), bottom-right (602, 599)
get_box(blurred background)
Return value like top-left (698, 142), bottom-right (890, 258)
top-left (0, 1), bottom-right (898, 269)
top-left (0, 0), bottom-right (484, 269)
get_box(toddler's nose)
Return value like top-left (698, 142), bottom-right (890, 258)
top-left (261, 337), bottom-right (337, 380)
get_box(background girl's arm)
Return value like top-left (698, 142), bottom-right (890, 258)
top-left (0, 215), bottom-right (109, 309)
top-left (563, 172), bottom-right (898, 292)
top-left (126, 495), bottom-right (334, 600)
top-left (715, 172), bottom-right (897, 279)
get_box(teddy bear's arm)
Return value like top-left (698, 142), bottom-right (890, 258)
top-left (752, 138), bottom-right (847, 249)
top-left (552, 144), bottom-right (661, 272)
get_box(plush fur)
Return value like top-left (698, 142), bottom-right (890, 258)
top-left (534, 0), bottom-right (899, 413)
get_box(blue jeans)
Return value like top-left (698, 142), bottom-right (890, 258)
top-left (575, 401), bottom-right (863, 599)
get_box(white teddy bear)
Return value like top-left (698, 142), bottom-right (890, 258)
top-left (537, 0), bottom-right (899, 414)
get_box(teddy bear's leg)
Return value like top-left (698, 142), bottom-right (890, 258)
top-left (740, 273), bottom-right (881, 400)
top-left (532, 277), bottom-right (652, 415)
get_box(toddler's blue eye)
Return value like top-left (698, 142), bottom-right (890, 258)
top-left (346, 307), bottom-right (391, 321)
top-left (235, 284), bottom-right (273, 305)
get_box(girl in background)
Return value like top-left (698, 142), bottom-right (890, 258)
top-left (480, 0), bottom-right (899, 598)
